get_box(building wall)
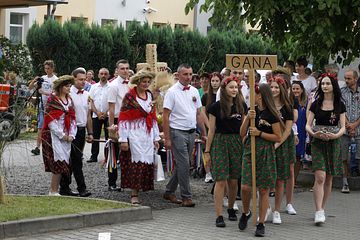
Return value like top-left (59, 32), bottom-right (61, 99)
top-left (94, 0), bottom-right (146, 27)
top-left (194, 0), bottom-right (212, 35)
top-left (0, 7), bottom-right (37, 43)
top-left (146, 0), bottom-right (194, 29)
top-left (35, 0), bottom-right (96, 24)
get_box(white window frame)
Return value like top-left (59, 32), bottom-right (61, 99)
top-left (9, 13), bottom-right (25, 43)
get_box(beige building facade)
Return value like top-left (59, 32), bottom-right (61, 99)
top-left (0, 0), bottom-right (211, 44)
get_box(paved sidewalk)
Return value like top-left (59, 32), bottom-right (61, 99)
top-left (7, 190), bottom-right (360, 240)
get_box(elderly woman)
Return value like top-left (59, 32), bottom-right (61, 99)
top-left (118, 70), bottom-right (161, 204)
top-left (42, 75), bottom-right (77, 196)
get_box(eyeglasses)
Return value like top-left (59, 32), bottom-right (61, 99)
top-left (344, 77), bottom-right (352, 80)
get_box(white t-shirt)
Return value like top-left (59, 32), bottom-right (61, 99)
top-left (163, 81), bottom-right (202, 130)
top-left (70, 86), bottom-right (90, 127)
top-left (40, 74), bottom-right (57, 106)
top-left (107, 76), bottom-right (129, 118)
top-left (291, 75), bottom-right (317, 96)
top-left (89, 82), bottom-right (110, 118)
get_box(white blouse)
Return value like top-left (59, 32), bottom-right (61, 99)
top-left (48, 98), bottom-right (77, 163)
top-left (118, 92), bottom-right (160, 164)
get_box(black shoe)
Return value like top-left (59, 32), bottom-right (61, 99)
top-left (238, 211), bottom-right (252, 231)
top-left (269, 191), bottom-right (275, 197)
top-left (228, 208), bottom-right (237, 221)
top-left (87, 158), bottom-right (97, 163)
top-left (255, 223), bottom-right (265, 237)
top-left (31, 147), bottom-right (40, 155)
top-left (215, 216), bottom-right (226, 227)
top-left (79, 190), bottom-right (91, 197)
top-left (108, 186), bottom-right (122, 192)
top-left (236, 194), bottom-right (242, 200)
top-left (59, 189), bottom-right (79, 196)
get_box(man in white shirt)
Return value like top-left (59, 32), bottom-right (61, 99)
top-left (87, 68), bottom-right (110, 163)
top-left (59, 68), bottom-right (93, 197)
top-left (163, 64), bottom-right (207, 207)
top-left (29, 60), bottom-right (58, 155)
top-left (107, 59), bottom-right (130, 191)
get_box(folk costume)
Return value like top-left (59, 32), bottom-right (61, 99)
top-left (275, 106), bottom-right (294, 180)
top-left (118, 87), bottom-right (160, 191)
top-left (242, 106), bottom-right (279, 189)
top-left (207, 101), bottom-right (247, 181)
top-left (309, 100), bottom-right (346, 175)
top-left (42, 94), bottom-right (77, 174)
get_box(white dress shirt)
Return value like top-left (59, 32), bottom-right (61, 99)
top-left (163, 81), bottom-right (202, 130)
top-left (70, 86), bottom-right (90, 127)
top-left (89, 81), bottom-right (110, 118)
top-left (108, 76), bottom-right (129, 118)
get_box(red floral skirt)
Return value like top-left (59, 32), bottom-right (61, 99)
top-left (42, 129), bottom-right (70, 174)
top-left (120, 150), bottom-right (154, 192)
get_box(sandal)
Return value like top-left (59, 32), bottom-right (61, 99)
top-left (131, 194), bottom-right (141, 205)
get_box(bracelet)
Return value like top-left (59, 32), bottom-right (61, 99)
top-left (259, 131), bottom-right (263, 137)
top-left (87, 133), bottom-right (93, 135)
top-left (204, 151), bottom-right (210, 153)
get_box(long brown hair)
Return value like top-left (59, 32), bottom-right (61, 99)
top-left (219, 76), bottom-right (245, 119)
top-left (270, 77), bottom-right (292, 114)
top-left (206, 72), bottom-right (222, 110)
top-left (290, 81), bottom-right (307, 107)
top-left (258, 83), bottom-right (284, 129)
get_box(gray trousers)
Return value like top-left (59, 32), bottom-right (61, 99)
top-left (165, 128), bottom-right (196, 199)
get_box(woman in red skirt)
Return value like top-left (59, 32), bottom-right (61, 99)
top-left (118, 70), bottom-right (160, 204)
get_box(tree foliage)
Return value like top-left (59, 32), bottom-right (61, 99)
top-left (27, 19), bottom-right (286, 75)
top-left (0, 36), bottom-right (34, 83)
top-left (186, 0), bottom-right (360, 65)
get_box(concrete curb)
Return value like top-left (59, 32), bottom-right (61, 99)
top-left (297, 170), bottom-right (360, 190)
top-left (0, 205), bottom-right (152, 239)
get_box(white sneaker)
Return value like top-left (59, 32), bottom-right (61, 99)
top-left (48, 191), bottom-right (61, 196)
top-left (233, 202), bottom-right (239, 211)
top-left (204, 172), bottom-right (214, 183)
top-left (257, 206), bottom-right (272, 222)
top-left (223, 197), bottom-right (228, 208)
top-left (314, 210), bottom-right (325, 225)
top-left (341, 185), bottom-right (350, 194)
top-left (272, 211), bottom-right (282, 224)
top-left (286, 203), bottom-right (297, 215)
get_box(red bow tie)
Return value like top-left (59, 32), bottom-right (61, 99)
top-left (77, 90), bottom-right (84, 94)
top-left (183, 86), bottom-right (190, 91)
top-left (122, 80), bottom-right (129, 84)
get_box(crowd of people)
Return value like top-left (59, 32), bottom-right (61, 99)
top-left (28, 55), bottom-right (360, 237)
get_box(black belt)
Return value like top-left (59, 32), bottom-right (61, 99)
top-left (175, 128), bottom-right (196, 134)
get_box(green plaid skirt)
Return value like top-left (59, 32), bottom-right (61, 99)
top-left (311, 138), bottom-right (343, 175)
top-left (241, 137), bottom-right (277, 189)
top-left (211, 133), bottom-right (243, 181)
top-left (275, 133), bottom-right (296, 181)
top-left (288, 131), bottom-right (296, 164)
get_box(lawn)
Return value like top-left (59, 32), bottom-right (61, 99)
top-left (0, 195), bottom-right (131, 222)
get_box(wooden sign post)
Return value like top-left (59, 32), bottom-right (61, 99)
top-left (226, 54), bottom-right (277, 225)
top-left (136, 44), bottom-right (168, 73)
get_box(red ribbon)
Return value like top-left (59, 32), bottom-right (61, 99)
top-left (183, 86), bottom-right (190, 91)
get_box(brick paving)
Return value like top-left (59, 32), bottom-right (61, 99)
top-left (6, 190), bottom-right (360, 240)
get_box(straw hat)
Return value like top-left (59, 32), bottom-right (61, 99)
top-left (130, 70), bottom-right (156, 85)
top-left (53, 75), bottom-right (74, 91)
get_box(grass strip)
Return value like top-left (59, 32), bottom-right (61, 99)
top-left (0, 195), bottom-right (130, 222)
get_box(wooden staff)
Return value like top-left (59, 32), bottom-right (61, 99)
top-left (248, 70), bottom-right (257, 225)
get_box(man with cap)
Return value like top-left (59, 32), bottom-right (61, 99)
top-left (59, 67), bottom-right (93, 197)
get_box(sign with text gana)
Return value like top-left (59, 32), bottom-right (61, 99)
top-left (226, 54), bottom-right (277, 70)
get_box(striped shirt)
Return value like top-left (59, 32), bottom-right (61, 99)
top-left (341, 86), bottom-right (360, 138)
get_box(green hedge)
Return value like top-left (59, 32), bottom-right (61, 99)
top-left (27, 20), bottom-right (286, 76)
